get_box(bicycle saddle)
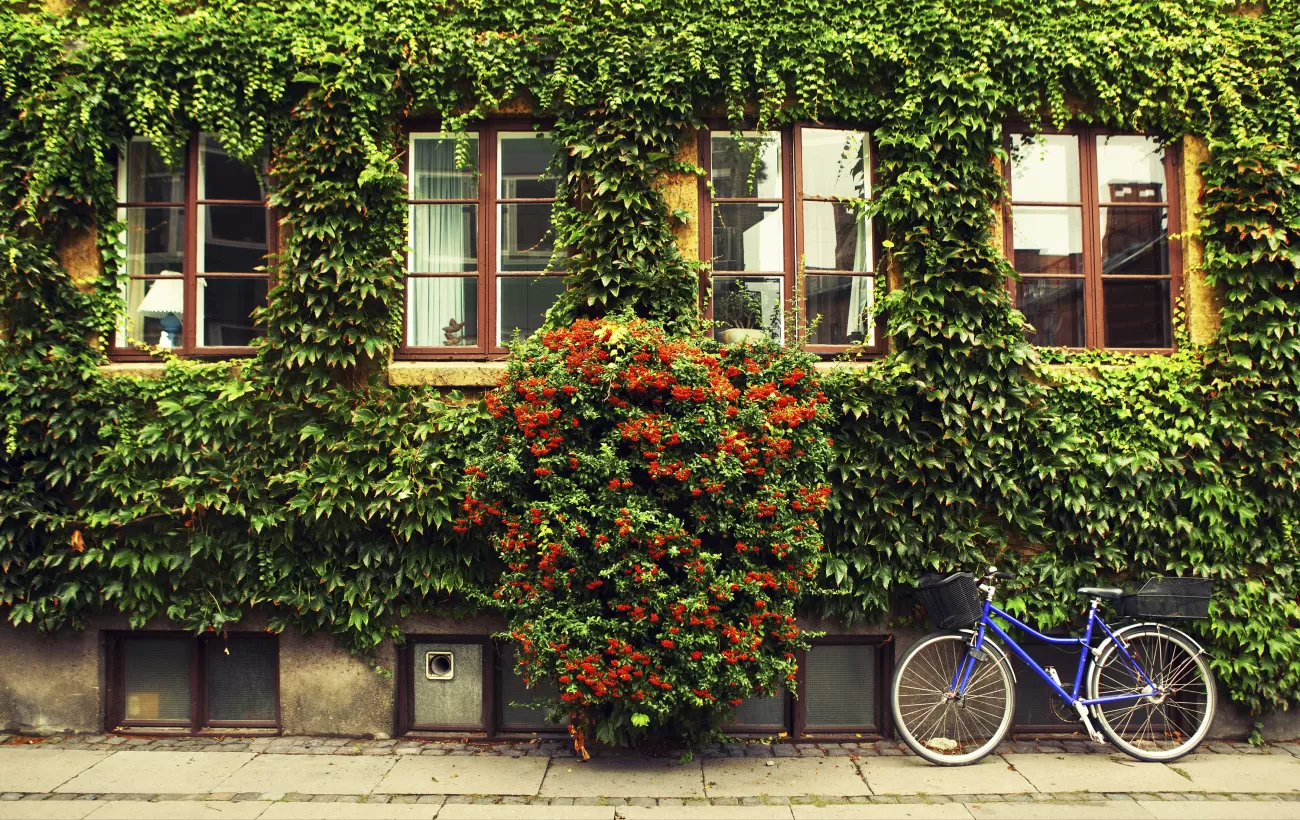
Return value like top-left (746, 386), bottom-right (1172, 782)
top-left (1077, 586), bottom-right (1124, 600)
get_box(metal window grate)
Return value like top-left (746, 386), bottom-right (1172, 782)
top-left (728, 690), bottom-right (787, 732)
top-left (205, 636), bottom-right (277, 723)
top-left (803, 643), bottom-right (877, 731)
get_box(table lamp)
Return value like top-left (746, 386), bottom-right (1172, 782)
top-left (135, 275), bottom-right (184, 348)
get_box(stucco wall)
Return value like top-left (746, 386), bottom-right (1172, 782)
top-left (0, 623), bottom-right (102, 734)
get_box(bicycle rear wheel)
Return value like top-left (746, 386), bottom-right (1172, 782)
top-left (891, 631), bottom-right (1015, 765)
top-left (1088, 627), bottom-right (1216, 762)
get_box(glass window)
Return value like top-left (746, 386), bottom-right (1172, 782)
top-left (113, 634), bottom-right (278, 730)
top-left (114, 135), bottom-right (270, 355)
top-left (1008, 130), bottom-right (1175, 349)
top-left (403, 129), bottom-right (564, 353)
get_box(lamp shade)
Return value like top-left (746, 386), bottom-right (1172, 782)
top-left (135, 276), bottom-right (185, 317)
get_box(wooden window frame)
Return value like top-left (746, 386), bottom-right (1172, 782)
top-left (110, 134), bottom-right (276, 361)
top-left (103, 631), bottom-right (281, 734)
top-left (398, 121), bottom-right (565, 361)
top-left (1002, 125), bottom-right (1183, 353)
top-left (698, 124), bottom-right (887, 357)
top-left (395, 635), bottom-right (567, 738)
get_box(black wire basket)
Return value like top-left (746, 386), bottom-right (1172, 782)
top-left (1117, 577), bottom-right (1213, 619)
top-left (916, 573), bottom-right (985, 629)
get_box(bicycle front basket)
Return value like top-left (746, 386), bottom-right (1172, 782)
top-left (1117, 577), bottom-right (1213, 619)
top-left (916, 572), bottom-right (984, 630)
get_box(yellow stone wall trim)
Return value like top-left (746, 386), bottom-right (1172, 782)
top-left (1180, 135), bottom-right (1222, 346)
top-left (99, 362), bottom-right (167, 379)
top-left (387, 360), bottom-right (509, 388)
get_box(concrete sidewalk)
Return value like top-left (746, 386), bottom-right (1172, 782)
top-left (1, 739), bottom-right (1299, 819)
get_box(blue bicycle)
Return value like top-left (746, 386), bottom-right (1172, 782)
top-left (891, 568), bottom-right (1217, 765)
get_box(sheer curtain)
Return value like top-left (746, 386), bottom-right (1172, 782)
top-left (410, 138), bottom-right (472, 346)
top-left (848, 221), bottom-right (874, 345)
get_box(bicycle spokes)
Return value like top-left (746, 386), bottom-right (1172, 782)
top-left (1093, 632), bottom-right (1212, 755)
top-left (892, 634), bottom-right (1013, 763)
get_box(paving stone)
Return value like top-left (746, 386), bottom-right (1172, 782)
top-left (414, 796), bottom-right (442, 804)
top-left (543, 758), bottom-right (703, 798)
top-left (375, 755), bottom-right (547, 795)
top-left (57, 752), bottom-right (255, 795)
top-left (772, 746), bottom-right (797, 758)
top-left (1, 794), bottom-right (26, 801)
top-left (217, 754), bottom-right (396, 795)
top-left (1003, 754), bottom-right (1195, 794)
top-left (1172, 754), bottom-right (1300, 793)
top-left (0, 751), bottom-right (110, 793)
top-left (90, 801), bottom-right (273, 819)
top-left (659, 798), bottom-right (684, 806)
top-left (861, 756), bottom-right (1034, 796)
top-left (704, 757), bottom-right (869, 797)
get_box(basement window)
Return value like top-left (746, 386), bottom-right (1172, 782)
top-left (725, 636), bottom-right (889, 737)
top-left (107, 633), bottom-right (279, 732)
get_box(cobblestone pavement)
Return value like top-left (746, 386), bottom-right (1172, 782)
top-left (3, 732), bottom-right (1298, 758)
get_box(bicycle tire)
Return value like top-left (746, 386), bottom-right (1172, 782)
top-left (891, 631), bottom-right (1016, 766)
top-left (1087, 626), bottom-right (1216, 762)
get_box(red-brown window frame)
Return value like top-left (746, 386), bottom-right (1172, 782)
top-left (1001, 125), bottom-right (1183, 353)
top-left (398, 121), bottom-right (565, 360)
top-left (104, 631), bottom-right (281, 734)
top-left (697, 123), bottom-right (888, 357)
top-left (110, 133), bottom-right (276, 361)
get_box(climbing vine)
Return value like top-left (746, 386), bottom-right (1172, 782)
top-left (1, 0), bottom-right (1298, 740)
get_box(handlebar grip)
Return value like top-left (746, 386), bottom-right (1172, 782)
top-left (992, 571), bottom-right (1014, 580)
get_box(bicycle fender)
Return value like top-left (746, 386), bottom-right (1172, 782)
top-left (1095, 622), bottom-right (1206, 658)
top-left (957, 628), bottom-right (1018, 682)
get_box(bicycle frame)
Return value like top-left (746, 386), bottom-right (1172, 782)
top-left (951, 598), bottom-right (1159, 708)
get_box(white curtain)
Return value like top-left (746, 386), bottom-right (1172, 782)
top-left (410, 138), bottom-right (473, 346)
top-left (848, 212), bottom-right (874, 345)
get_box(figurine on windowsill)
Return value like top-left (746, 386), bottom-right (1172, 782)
top-left (443, 318), bottom-right (466, 346)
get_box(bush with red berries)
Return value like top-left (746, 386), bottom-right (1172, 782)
top-left (458, 319), bottom-right (832, 746)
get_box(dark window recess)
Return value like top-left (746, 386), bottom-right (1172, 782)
top-left (722, 638), bottom-right (890, 738)
top-left (108, 633), bottom-right (279, 732)
top-left (206, 637), bottom-right (278, 724)
top-left (497, 643), bottom-right (566, 732)
top-left (1010, 641), bottom-right (1086, 734)
top-left (803, 643), bottom-right (878, 732)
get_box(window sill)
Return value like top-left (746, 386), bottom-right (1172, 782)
top-left (100, 362), bottom-right (168, 379)
top-left (387, 360), bottom-right (509, 388)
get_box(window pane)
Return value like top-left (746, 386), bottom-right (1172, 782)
top-left (803, 202), bottom-right (870, 271)
top-left (412, 641), bottom-right (484, 729)
top-left (123, 139), bottom-right (184, 203)
top-left (726, 691), bottom-right (787, 731)
top-left (411, 204), bottom-right (477, 272)
top-left (712, 275), bottom-right (783, 343)
top-left (1100, 206), bottom-right (1168, 276)
top-left (1096, 135), bottom-right (1165, 203)
top-left (1011, 206), bottom-right (1084, 275)
top-left (121, 207), bottom-right (185, 276)
top-left (713, 203), bottom-right (783, 272)
top-left (499, 133), bottom-right (558, 199)
top-left (499, 203), bottom-right (555, 272)
top-left (201, 205), bottom-right (268, 273)
top-left (801, 130), bottom-right (868, 199)
top-left (407, 277), bottom-right (478, 347)
top-left (197, 277), bottom-right (267, 347)
top-left (412, 135), bottom-right (478, 200)
top-left (1104, 279), bottom-right (1172, 348)
top-left (200, 135), bottom-right (266, 201)
top-left (119, 277), bottom-right (184, 349)
top-left (498, 276), bottom-right (564, 344)
top-left (805, 275), bottom-right (874, 346)
top-left (206, 637), bottom-right (277, 723)
top-left (499, 643), bottom-right (566, 729)
top-left (711, 133), bottom-right (782, 199)
top-left (803, 644), bottom-right (877, 730)
top-left (1010, 134), bottom-right (1080, 202)
top-left (1017, 278), bottom-right (1085, 347)
top-left (122, 638), bottom-right (191, 723)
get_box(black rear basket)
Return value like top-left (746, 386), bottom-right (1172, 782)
top-left (1117, 577), bottom-right (1213, 620)
top-left (916, 573), bottom-right (984, 629)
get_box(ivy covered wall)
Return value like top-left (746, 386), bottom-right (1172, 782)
top-left (1, 0), bottom-right (1298, 735)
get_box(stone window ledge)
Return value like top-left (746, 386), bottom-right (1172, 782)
top-left (387, 361), bottom-right (508, 388)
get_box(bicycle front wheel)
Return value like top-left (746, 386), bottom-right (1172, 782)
top-left (1088, 627), bottom-right (1216, 762)
top-left (891, 631), bottom-right (1015, 765)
